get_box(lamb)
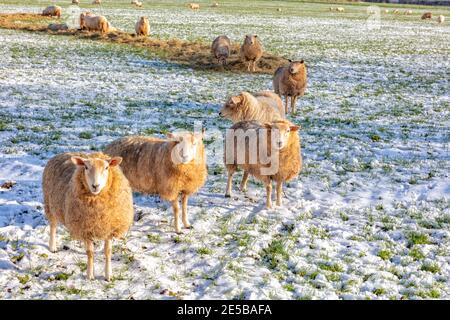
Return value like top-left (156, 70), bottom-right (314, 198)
top-left (219, 91), bottom-right (284, 123)
top-left (422, 12), bottom-right (432, 20)
top-left (240, 34), bottom-right (263, 72)
top-left (188, 3), bottom-right (200, 10)
top-left (135, 16), bottom-right (150, 36)
top-left (104, 132), bottom-right (207, 234)
top-left (224, 120), bottom-right (302, 208)
top-left (42, 5), bottom-right (62, 18)
top-left (437, 15), bottom-right (445, 24)
top-left (80, 12), bottom-right (109, 33)
top-left (42, 152), bottom-right (134, 281)
top-left (211, 35), bottom-right (231, 65)
top-left (273, 59), bottom-right (307, 114)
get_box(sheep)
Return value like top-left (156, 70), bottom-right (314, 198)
top-left (104, 132), bottom-right (207, 234)
top-left (42, 152), bottom-right (134, 281)
top-left (384, 9), bottom-right (389, 14)
top-left (224, 120), bottom-right (302, 208)
top-left (212, 2), bottom-right (219, 7)
top-left (80, 12), bottom-right (109, 33)
top-left (422, 12), bottom-right (432, 20)
top-left (277, 8), bottom-right (282, 12)
top-left (188, 3), bottom-right (200, 10)
top-left (329, 7), bottom-right (334, 11)
top-left (219, 91), bottom-right (284, 123)
top-left (211, 35), bottom-right (231, 65)
top-left (336, 7), bottom-right (345, 12)
top-left (48, 23), bottom-right (69, 32)
top-left (93, 0), bottom-right (102, 4)
top-left (133, 1), bottom-right (143, 7)
top-left (393, 9), bottom-right (400, 14)
top-left (405, 10), bottom-right (413, 15)
top-left (42, 5), bottom-right (62, 18)
top-left (240, 34), bottom-right (263, 72)
top-left (106, 21), bottom-right (117, 33)
top-left (72, 0), bottom-right (80, 5)
top-left (135, 16), bottom-right (150, 36)
top-left (437, 15), bottom-right (445, 24)
top-left (273, 59), bottom-right (307, 115)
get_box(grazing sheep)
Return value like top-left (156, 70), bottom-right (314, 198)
top-left (133, 1), bottom-right (143, 7)
top-left (211, 35), bottom-right (231, 65)
top-left (135, 16), bottom-right (150, 36)
top-left (80, 12), bottom-right (109, 33)
top-left (48, 23), bottom-right (69, 31)
top-left (188, 3), bottom-right (200, 10)
top-left (224, 120), bottom-right (301, 208)
top-left (240, 34), bottom-right (263, 72)
top-left (437, 15), bottom-right (445, 24)
top-left (277, 8), bottom-right (282, 12)
top-left (219, 91), bottom-right (284, 123)
top-left (104, 132), bottom-right (207, 234)
top-left (394, 9), bottom-right (400, 14)
top-left (329, 7), bottom-right (334, 11)
top-left (384, 9), bottom-right (389, 14)
top-left (422, 12), bottom-right (432, 20)
top-left (72, 0), bottom-right (80, 5)
top-left (42, 152), bottom-right (133, 281)
top-left (405, 10), bottom-right (413, 15)
top-left (93, 0), bottom-right (102, 4)
top-left (336, 7), bottom-right (345, 12)
top-left (273, 59), bottom-right (307, 115)
top-left (42, 5), bottom-right (62, 18)
top-left (212, 2), bottom-right (219, 7)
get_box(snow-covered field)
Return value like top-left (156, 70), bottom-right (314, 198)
top-left (0, 1), bottom-right (449, 299)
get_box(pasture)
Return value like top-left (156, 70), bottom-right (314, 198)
top-left (0, 0), bottom-right (449, 299)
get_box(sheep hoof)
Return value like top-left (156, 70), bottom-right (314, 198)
top-left (184, 225), bottom-right (193, 229)
top-left (224, 194), bottom-right (231, 198)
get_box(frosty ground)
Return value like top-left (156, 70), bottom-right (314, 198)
top-left (0, 1), bottom-right (449, 299)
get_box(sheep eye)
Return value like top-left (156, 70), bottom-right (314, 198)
top-left (105, 166), bottom-right (109, 170)
top-left (84, 165), bottom-right (88, 170)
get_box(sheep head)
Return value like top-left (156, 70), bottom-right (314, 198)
top-left (71, 156), bottom-right (122, 195)
top-left (219, 92), bottom-right (253, 121)
top-left (244, 34), bottom-right (258, 45)
top-left (287, 59), bottom-right (305, 75)
top-left (167, 131), bottom-right (204, 164)
top-left (264, 120), bottom-right (300, 150)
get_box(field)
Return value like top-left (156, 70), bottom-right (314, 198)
top-left (0, 0), bottom-right (449, 300)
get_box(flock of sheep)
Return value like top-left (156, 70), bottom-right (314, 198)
top-left (37, 2), bottom-right (441, 281)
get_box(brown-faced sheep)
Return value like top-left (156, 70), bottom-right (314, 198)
top-left (422, 12), bottom-right (432, 20)
top-left (437, 15), bottom-right (445, 24)
top-left (80, 12), bottom-right (109, 33)
top-left (105, 132), bottom-right (207, 234)
top-left (273, 59), bottom-right (307, 114)
top-left (240, 34), bottom-right (263, 72)
top-left (211, 35), bottom-right (231, 65)
top-left (219, 91), bottom-right (284, 123)
top-left (135, 16), bottom-right (150, 36)
top-left (224, 120), bottom-right (302, 208)
top-left (42, 152), bottom-right (134, 281)
top-left (189, 3), bottom-right (200, 10)
top-left (42, 5), bottom-right (62, 18)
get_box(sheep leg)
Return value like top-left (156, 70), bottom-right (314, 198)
top-left (247, 61), bottom-right (251, 72)
top-left (252, 61), bottom-right (256, 72)
top-left (276, 180), bottom-right (283, 206)
top-left (49, 220), bottom-right (57, 253)
top-left (291, 95), bottom-right (298, 114)
top-left (85, 240), bottom-right (94, 280)
top-left (172, 199), bottom-right (181, 234)
top-left (225, 167), bottom-right (236, 197)
top-left (284, 96), bottom-right (289, 115)
top-left (104, 239), bottom-right (112, 281)
top-left (181, 193), bottom-right (191, 229)
top-left (265, 182), bottom-right (273, 209)
top-left (239, 171), bottom-right (249, 192)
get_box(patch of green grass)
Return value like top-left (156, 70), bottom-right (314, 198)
top-left (54, 272), bottom-right (71, 281)
top-left (147, 233), bottom-right (161, 243)
top-left (197, 247), bottom-right (213, 255)
top-left (409, 247), bottom-right (425, 260)
top-left (79, 132), bottom-right (93, 139)
top-left (421, 262), bottom-right (440, 274)
top-left (373, 288), bottom-right (386, 296)
top-left (318, 262), bottom-right (343, 273)
top-left (407, 232), bottom-right (430, 247)
top-left (378, 249), bottom-right (392, 261)
top-left (17, 274), bottom-right (31, 285)
top-left (370, 134), bottom-right (381, 142)
top-left (260, 239), bottom-right (289, 270)
top-left (283, 283), bottom-right (295, 292)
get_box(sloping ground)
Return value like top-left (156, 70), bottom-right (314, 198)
top-left (0, 13), bottom-right (288, 74)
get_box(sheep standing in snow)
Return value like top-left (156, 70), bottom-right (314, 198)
top-left (336, 7), bottom-right (345, 12)
top-left (42, 5), bottom-right (62, 18)
top-left (211, 35), bottom-right (231, 65)
top-left (219, 91), bottom-right (284, 123)
top-left (240, 34), bottom-right (263, 72)
top-left (72, 0), bottom-right (80, 5)
top-left (93, 0), bottom-right (102, 4)
top-left (405, 10), bottom-right (413, 15)
top-left (188, 3), bottom-right (200, 10)
top-left (135, 16), bottom-right (150, 36)
top-left (212, 2), bottom-right (219, 7)
top-left (105, 132), bottom-right (207, 234)
top-left (80, 12), bottom-right (109, 33)
top-left (422, 12), bottom-right (432, 20)
top-left (273, 59), bottom-right (307, 114)
top-left (42, 152), bottom-right (134, 281)
top-left (437, 15), bottom-right (445, 24)
top-left (224, 120), bottom-right (302, 208)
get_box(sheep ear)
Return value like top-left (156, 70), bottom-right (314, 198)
top-left (290, 125), bottom-right (300, 131)
top-left (71, 156), bottom-right (86, 166)
top-left (108, 157), bottom-right (122, 167)
top-left (231, 96), bottom-right (241, 105)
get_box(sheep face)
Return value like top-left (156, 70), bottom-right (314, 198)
top-left (71, 156), bottom-right (122, 195)
top-left (167, 132), bottom-right (203, 164)
top-left (140, 16), bottom-right (148, 24)
top-left (244, 34), bottom-right (258, 45)
top-left (264, 121), bottom-right (300, 150)
top-left (288, 60), bottom-right (305, 75)
top-left (219, 94), bottom-right (244, 120)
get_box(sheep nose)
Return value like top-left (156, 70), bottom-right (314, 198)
top-left (290, 68), bottom-right (294, 73)
top-left (277, 141), bottom-right (283, 148)
top-left (92, 184), bottom-right (99, 190)
top-left (219, 112), bottom-right (222, 116)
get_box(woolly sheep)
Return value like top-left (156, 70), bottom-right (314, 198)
top-left (72, 0), bottom-right (80, 5)
top-left (212, 2), bottom-right (219, 7)
top-left (42, 152), bottom-right (134, 281)
top-left (135, 16), bottom-right (150, 36)
top-left (240, 34), bottom-right (263, 72)
top-left (80, 12), bottom-right (109, 33)
top-left (42, 5), bottom-right (62, 18)
top-left (104, 132), bottom-right (207, 234)
top-left (189, 3), bottom-right (200, 10)
top-left (437, 15), bottom-right (445, 24)
top-left (224, 120), bottom-right (302, 208)
top-left (405, 10), bottom-right (413, 15)
top-left (273, 59), bottom-right (307, 114)
top-left (422, 12), bottom-right (432, 20)
top-left (211, 35), bottom-right (231, 65)
top-left (93, 0), bottom-right (102, 4)
top-left (219, 91), bottom-right (284, 123)
top-left (336, 7), bottom-right (345, 12)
